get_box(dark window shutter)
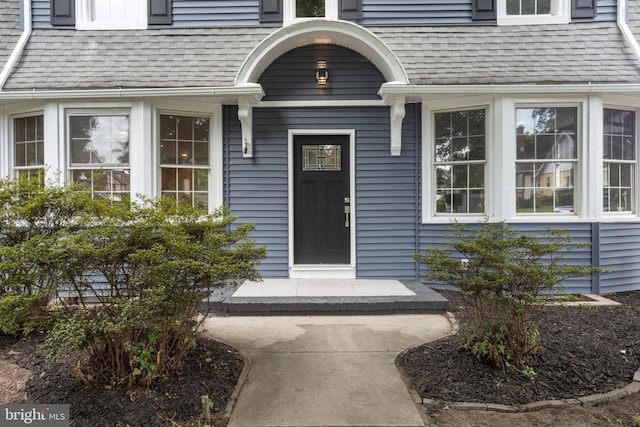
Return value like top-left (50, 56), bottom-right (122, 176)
top-left (472, 0), bottom-right (496, 20)
top-left (572, 0), bottom-right (596, 18)
top-left (260, 0), bottom-right (283, 23)
top-left (148, 0), bottom-right (172, 25)
top-left (51, 0), bottom-right (75, 26)
top-left (339, 0), bottom-right (362, 20)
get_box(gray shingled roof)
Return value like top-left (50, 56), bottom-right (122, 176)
top-left (377, 22), bottom-right (640, 85)
top-left (0, 0), bottom-right (22, 72)
top-left (4, 18), bottom-right (640, 90)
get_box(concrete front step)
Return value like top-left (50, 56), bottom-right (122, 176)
top-left (203, 280), bottom-right (449, 315)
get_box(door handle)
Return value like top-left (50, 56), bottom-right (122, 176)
top-left (344, 204), bottom-right (350, 228)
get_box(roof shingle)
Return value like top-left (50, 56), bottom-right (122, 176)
top-left (4, 18), bottom-right (640, 89)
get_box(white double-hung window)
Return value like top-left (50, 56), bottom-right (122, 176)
top-left (498, 0), bottom-right (570, 25)
top-left (13, 114), bottom-right (45, 181)
top-left (603, 108), bottom-right (636, 214)
top-left (68, 112), bottom-right (131, 203)
top-left (433, 109), bottom-right (487, 215)
top-left (515, 106), bottom-right (578, 214)
top-left (159, 114), bottom-right (211, 210)
top-left (77, 0), bottom-right (147, 30)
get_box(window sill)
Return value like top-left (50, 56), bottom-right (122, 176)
top-left (76, 21), bottom-right (147, 30)
top-left (497, 15), bottom-right (570, 26)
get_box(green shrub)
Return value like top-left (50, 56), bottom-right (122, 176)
top-left (0, 293), bottom-right (52, 336)
top-left (45, 198), bottom-right (266, 387)
top-left (414, 221), bottom-right (598, 371)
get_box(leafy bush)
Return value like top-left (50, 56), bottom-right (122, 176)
top-left (0, 175), bottom-right (102, 297)
top-left (0, 293), bottom-right (52, 336)
top-left (414, 221), bottom-right (598, 372)
top-left (44, 198), bottom-right (266, 387)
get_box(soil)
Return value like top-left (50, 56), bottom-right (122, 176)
top-left (397, 290), bottom-right (640, 426)
top-left (1, 291), bottom-right (640, 426)
top-left (0, 332), bottom-right (243, 427)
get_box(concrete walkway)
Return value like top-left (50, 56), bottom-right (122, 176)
top-left (202, 314), bottom-right (453, 427)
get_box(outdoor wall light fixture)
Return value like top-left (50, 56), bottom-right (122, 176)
top-left (316, 60), bottom-right (329, 87)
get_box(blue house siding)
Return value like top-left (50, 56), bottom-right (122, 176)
top-left (599, 222), bottom-right (640, 294)
top-left (418, 222), bottom-right (595, 294)
top-left (224, 105), bottom-right (421, 279)
top-left (32, 0), bottom-right (616, 28)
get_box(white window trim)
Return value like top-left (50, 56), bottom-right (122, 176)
top-left (497, 0), bottom-right (570, 25)
top-left (284, 0), bottom-right (339, 25)
top-left (76, 0), bottom-right (147, 30)
top-left (422, 97), bottom-right (493, 223)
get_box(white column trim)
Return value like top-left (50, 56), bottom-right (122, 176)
top-left (129, 102), bottom-right (151, 203)
top-left (585, 96), bottom-right (603, 218)
top-left (211, 104), bottom-right (224, 209)
top-left (43, 103), bottom-right (61, 185)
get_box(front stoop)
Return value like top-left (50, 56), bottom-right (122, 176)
top-left (203, 281), bottom-right (449, 315)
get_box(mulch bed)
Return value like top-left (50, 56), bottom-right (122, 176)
top-left (396, 290), bottom-right (640, 406)
top-left (0, 332), bottom-right (243, 427)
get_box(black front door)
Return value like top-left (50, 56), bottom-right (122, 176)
top-left (294, 135), bottom-right (350, 264)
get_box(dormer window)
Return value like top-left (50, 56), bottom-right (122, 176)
top-left (498, 0), bottom-right (569, 25)
top-left (284, 0), bottom-right (338, 24)
top-left (297, 0), bottom-right (325, 18)
top-left (77, 0), bottom-right (147, 30)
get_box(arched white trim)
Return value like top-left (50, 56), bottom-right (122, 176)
top-left (235, 20), bottom-right (408, 85)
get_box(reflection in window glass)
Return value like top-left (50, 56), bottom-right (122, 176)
top-left (160, 114), bottom-right (210, 209)
top-left (14, 114), bottom-right (44, 180)
top-left (434, 109), bottom-right (486, 214)
top-left (515, 107), bottom-right (577, 214)
top-left (69, 114), bottom-right (130, 203)
top-left (603, 109), bottom-right (636, 213)
top-left (296, 0), bottom-right (325, 17)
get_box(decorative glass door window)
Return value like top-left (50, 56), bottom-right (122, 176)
top-left (14, 114), bottom-right (44, 180)
top-left (160, 114), bottom-right (210, 209)
top-left (433, 109), bottom-right (486, 214)
top-left (302, 145), bottom-right (341, 171)
top-left (69, 114), bottom-right (130, 202)
top-left (296, 0), bottom-right (325, 17)
top-left (603, 109), bottom-right (636, 213)
top-left (515, 107), bottom-right (577, 214)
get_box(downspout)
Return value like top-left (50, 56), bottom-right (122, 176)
top-left (0, 0), bottom-right (32, 90)
top-left (618, 0), bottom-right (640, 62)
